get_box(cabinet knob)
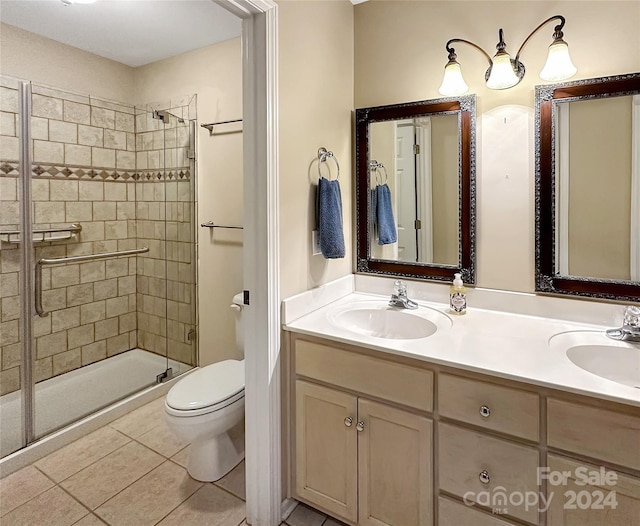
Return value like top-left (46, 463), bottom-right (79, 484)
top-left (344, 417), bottom-right (353, 427)
top-left (356, 421), bottom-right (365, 432)
top-left (479, 470), bottom-right (490, 484)
top-left (479, 405), bottom-right (491, 418)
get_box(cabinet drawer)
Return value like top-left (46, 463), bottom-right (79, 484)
top-left (546, 454), bottom-right (640, 526)
top-left (439, 497), bottom-right (519, 526)
top-left (295, 339), bottom-right (433, 412)
top-left (439, 423), bottom-right (540, 525)
top-left (547, 399), bottom-right (640, 471)
top-left (439, 374), bottom-right (539, 441)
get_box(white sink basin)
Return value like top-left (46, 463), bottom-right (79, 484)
top-left (549, 331), bottom-right (640, 388)
top-left (327, 301), bottom-right (451, 340)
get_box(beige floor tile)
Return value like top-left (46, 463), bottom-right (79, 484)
top-left (94, 460), bottom-right (202, 526)
top-left (72, 514), bottom-right (107, 525)
top-left (61, 441), bottom-right (164, 509)
top-left (1, 486), bottom-right (89, 526)
top-left (286, 503), bottom-right (326, 526)
top-left (214, 460), bottom-right (246, 500)
top-left (156, 483), bottom-right (245, 525)
top-left (322, 518), bottom-right (349, 526)
top-left (0, 465), bottom-right (54, 517)
top-left (35, 426), bottom-right (130, 483)
top-left (170, 444), bottom-right (190, 468)
top-left (136, 419), bottom-right (189, 458)
top-left (108, 396), bottom-right (165, 439)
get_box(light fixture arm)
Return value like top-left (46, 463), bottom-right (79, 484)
top-left (445, 38), bottom-right (493, 65)
top-left (514, 15), bottom-right (566, 63)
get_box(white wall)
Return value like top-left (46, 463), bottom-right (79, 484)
top-left (278, 0), bottom-right (355, 299)
top-left (135, 38), bottom-right (244, 366)
top-left (355, 1), bottom-right (640, 292)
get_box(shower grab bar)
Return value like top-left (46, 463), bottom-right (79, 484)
top-left (0, 223), bottom-right (82, 244)
top-left (34, 247), bottom-right (149, 318)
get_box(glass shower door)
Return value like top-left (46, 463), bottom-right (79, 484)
top-left (0, 77), bottom-right (30, 458)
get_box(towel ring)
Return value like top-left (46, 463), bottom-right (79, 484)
top-left (369, 160), bottom-right (388, 185)
top-left (318, 147), bottom-right (340, 181)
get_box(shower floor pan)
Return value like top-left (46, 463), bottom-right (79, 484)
top-left (0, 348), bottom-right (191, 459)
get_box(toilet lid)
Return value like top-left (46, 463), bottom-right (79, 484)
top-left (166, 360), bottom-right (244, 411)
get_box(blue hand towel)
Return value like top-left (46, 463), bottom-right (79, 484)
top-left (317, 177), bottom-right (345, 259)
top-left (375, 183), bottom-right (397, 245)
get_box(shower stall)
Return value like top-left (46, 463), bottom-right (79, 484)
top-left (0, 77), bottom-right (198, 460)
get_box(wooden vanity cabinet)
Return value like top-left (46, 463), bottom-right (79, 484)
top-left (546, 400), bottom-right (640, 526)
top-left (292, 339), bottom-right (434, 526)
top-left (286, 333), bottom-right (640, 526)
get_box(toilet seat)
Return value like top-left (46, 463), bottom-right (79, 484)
top-left (166, 360), bottom-right (245, 417)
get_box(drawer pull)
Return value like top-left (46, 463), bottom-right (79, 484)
top-left (356, 421), bottom-right (365, 432)
top-left (479, 405), bottom-right (491, 418)
top-left (479, 470), bottom-right (490, 484)
top-left (344, 417), bottom-right (353, 427)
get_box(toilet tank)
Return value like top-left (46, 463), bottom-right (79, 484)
top-left (231, 292), bottom-right (245, 355)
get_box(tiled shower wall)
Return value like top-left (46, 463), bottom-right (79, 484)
top-left (134, 102), bottom-right (195, 367)
top-left (0, 78), bottom-right (195, 396)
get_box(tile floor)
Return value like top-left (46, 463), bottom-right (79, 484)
top-left (0, 395), bottom-right (345, 526)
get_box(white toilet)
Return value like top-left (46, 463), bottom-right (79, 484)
top-left (165, 293), bottom-right (245, 482)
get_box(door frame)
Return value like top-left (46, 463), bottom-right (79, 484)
top-left (213, 1), bottom-right (281, 524)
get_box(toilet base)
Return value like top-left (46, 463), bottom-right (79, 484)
top-left (186, 419), bottom-right (245, 482)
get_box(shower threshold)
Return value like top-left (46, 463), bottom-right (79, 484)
top-left (0, 349), bottom-right (191, 460)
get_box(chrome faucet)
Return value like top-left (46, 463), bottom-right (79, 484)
top-left (606, 306), bottom-right (640, 343)
top-left (389, 280), bottom-right (418, 310)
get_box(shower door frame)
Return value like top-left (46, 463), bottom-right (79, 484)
top-left (18, 81), bottom-right (35, 447)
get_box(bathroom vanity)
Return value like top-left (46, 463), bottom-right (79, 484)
top-left (282, 291), bottom-right (640, 526)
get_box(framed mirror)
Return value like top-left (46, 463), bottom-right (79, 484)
top-left (535, 72), bottom-right (640, 301)
top-left (355, 95), bottom-right (476, 283)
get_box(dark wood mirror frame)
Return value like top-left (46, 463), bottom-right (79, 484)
top-left (535, 72), bottom-right (640, 301)
top-left (355, 95), bottom-right (476, 283)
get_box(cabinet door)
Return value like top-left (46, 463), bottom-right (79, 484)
top-left (358, 398), bottom-right (433, 526)
top-left (547, 454), bottom-right (640, 526)
top-left (295, 380), bottom-right (358, 522)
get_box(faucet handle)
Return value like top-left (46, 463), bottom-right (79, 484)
top-left (393, 280), bottom-right (407, 296)
top-left (623, 306), bottom-right (640, 328)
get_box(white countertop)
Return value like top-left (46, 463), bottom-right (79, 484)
top-left (284, 292), bottom-right (640, 408)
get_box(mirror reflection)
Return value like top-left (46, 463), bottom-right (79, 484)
top-left (369, 114), bottom-right (459, 265)
top-left (535, 72), bottom-right (640, 301)
top-left (555, 95), bottom-right (639, 282)
top-left (355, 95), bottom-right (476, 283)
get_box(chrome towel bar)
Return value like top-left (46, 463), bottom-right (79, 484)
top-left (200, 221), bottom-right (243, 230)
top-left (34, 247), bottom-right (149, 317)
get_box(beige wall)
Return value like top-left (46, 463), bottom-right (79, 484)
top-left (278, 0), bottom-right (354, 299)
top-left (0, 23), bottom-right (135, 104)
top-left (568, 97), bottom-right (632, 280)
top-left (355, 1), bottom-right (640, 292)
top-left (135, 39), bottom-right (243, 366)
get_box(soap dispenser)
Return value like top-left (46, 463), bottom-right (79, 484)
top-left (449, 273), bottom-right (467, 315)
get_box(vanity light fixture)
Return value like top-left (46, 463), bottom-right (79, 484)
top-left (439, 15), bottom-right (577, 96)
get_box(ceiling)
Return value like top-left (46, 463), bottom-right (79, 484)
top-left (0, 0), bottom-right (242, 67)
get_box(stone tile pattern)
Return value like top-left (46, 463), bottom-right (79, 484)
top-left (0, 395), bottom-right (346, 526)
top-left (134, 103), bottom-right (195, 366)
top-left (0, 78), bottom-right (196, 395)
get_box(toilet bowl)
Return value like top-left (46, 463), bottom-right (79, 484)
top-left (165, 293), bottom-right (246, 482)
